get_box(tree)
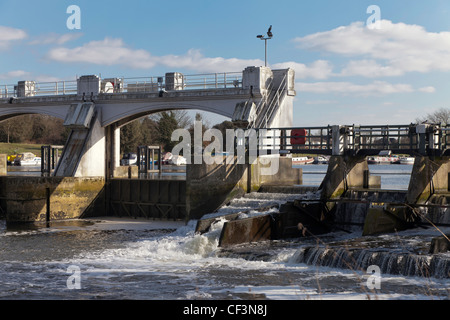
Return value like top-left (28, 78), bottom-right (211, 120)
top-left (0, 114), bottom-right (66, 144)
top-left (212, 120), bottom-right (236, 136)
top-left (416, 108), bottom-right (450, 125)
top-left (141, 117), bottom-right (159, 146)
top-left (120, 120), bottom-right (144, 153)
top-left (189, 112), bottom-right (210, 149)
top-left (156, 111), bottom-right (180, 152)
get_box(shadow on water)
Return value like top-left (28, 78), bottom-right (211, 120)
top-left (1, 219), bottom-right (95, 233)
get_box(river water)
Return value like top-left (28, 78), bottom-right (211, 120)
top-left (0, 165), bottom-right (449, 301)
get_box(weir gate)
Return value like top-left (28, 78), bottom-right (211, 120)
top-left (0, 65), bottom-right (449, 248)
top-left (2, 123), bottom-right (450, 225)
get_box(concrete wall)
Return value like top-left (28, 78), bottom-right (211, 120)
top-left (0, 154), bottom-right (6, 176)
top-left (407, 156), bottom-right (450, 204)
top-left (0, 176), bottom-right (105, 222)
top-left (74, 115), bottom-right (106, 177)
top-left (320, 155), bottom-right (370, 201)
top-left (186, 156), bottom-right (301, 220)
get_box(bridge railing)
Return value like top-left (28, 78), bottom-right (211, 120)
top-left (351, 125), bottom-right (417, 154)
top-left (249, 124), bottom-right (450, 156)
top-left (0, 84), bottom-right (16, 99)
top-left (0, 72), bottom-right (243, 99)
top-left (253, 126), bottom-right (334, 155)
top-left (35, 81), bottom-right (78, 96)
top-left (182, 72), bottom-right (242, 90)
top-left (0, 81), bottom-right (78, 99)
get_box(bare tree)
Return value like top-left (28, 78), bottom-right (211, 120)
top-left (416, 108), bottom-right (450, 125)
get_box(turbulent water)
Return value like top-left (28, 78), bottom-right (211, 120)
top-left (0, 165), bottom-right (449, 300)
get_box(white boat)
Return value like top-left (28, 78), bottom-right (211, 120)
top-left (120, 153), bottom-right (137, 166)
top-left (399, 157), bottom-right (415, 165)
top-left (367, 156), bottom-right (399, 165)
top-left (313, 156), bottom-right (329, 164)
top-left (169, 155), bottom-right (187, 166)
top-left (367, 150), bottom-right (399, 165)
top-left (292, 157), bottom-right (314, 165)
top-left (13, 152), bottom-right (41, 166)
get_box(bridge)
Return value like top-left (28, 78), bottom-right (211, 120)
top-left (0, 66), bottom-right (296, 177)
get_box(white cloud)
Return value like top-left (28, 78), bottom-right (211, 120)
top-left (340, 59), bottom-right (404, 78)
top-left (29, 33), bottom-right (82, 45)
top-left (297, 81), bottom-right (414, 96)
top-left (272, 60), bottom-right (333, 80)
top-left (418, 86), bottom-right (436, 93)
top-left (0, 70), bottom-right (31, 80)
top-left (47, 38), bottom-right (263, 72)
top-left (304, 100), bottom-right (338, 105)
top-left (295, 20), bottom-right (450, 77)
top-left (0, 25), bottom-right (27, 50)
top-left (157, 49), bottom-right (263, 73)
top-left (0, 70), bottom-right (64, 83)
top-left (47, 38), bottom-right (156, 69)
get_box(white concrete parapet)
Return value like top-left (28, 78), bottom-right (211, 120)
top-left (77, 75), bottom-right (101, 98)
top-left (16, 81), bottom-right (36, 97)
top-left (242, 66), bottom-right (273, 92)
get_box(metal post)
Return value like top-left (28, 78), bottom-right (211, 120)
top-left (265, 38), bottom-right (268, 67)
top-left (46, 188), bottom-right (51, 226)
top-left (416, 124), bottom-right (428, 155)
top-left (332, 125), bottom-right (344, 156)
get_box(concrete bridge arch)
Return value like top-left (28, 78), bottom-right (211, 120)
top-left (103, 101), bottom-right (236, 129)
top-left (0, 106), bottom-right (69, 123)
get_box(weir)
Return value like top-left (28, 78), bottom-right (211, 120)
top-left (195, 124), bottom-right (450, 255)
top-left (1, 66), bottom-right (450, 261)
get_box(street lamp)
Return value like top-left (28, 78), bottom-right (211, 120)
top-left (257, 25), bottom-right (273, 67)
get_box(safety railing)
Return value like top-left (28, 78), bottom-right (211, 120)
top-left (257, 73), bottom-right (288, 128)
top-left (0, 84), bottom-right (18, 99)
top-left (253, 126), bottom-right (333, 155)
top-left (182, 72), bottom-right (242, 90)
top-left (0, 81), bottom-right (78, 99)
top-left (35, 81), bottom-right (78, 96)
top-left (248, 124), bottom-right (450, 156)
top-left (352, 125), bottom-right (417, 154)
top-left (0, 72), bottom-right (243, 99)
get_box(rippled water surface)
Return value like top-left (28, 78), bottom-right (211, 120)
top-left (1, 165), bottom-right (449, 300)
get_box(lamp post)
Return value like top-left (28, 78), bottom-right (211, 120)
top-left (257, 25), bottom-right (273, 67)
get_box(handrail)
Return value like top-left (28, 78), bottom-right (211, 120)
top-left (247, 124), bottom-right (448, 156)
top-left (0, 71), bottom-right (243, 99)
top-left (260, 73), bottom-right (288, 128)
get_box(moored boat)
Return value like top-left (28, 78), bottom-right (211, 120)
top-left (292, 156), bottom-right (314, 165)
top-left (367, 156), bottom-right (399, 164)
top-left (13, 152), bottom-right (41, 166)
top-left (312, 156), bottom-right (329, 164)
top-left (399, 157), bottom-right (415, 165)
top-left (7, 154), bottom-right (17, 165)
top-left (367, 150), bottom-right (399, 165)
top-left (169, 155), bottom-right (187, 166)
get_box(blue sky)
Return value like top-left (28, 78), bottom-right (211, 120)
top-left (1, 0), bottom-right (450, 126)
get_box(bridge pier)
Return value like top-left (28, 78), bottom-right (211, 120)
top-left (187, 156), bottom-right (301, 220)
top-left (407, 156), bottom-right (450, 204)
top-left (320, 155), bottom-right (379, 203)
